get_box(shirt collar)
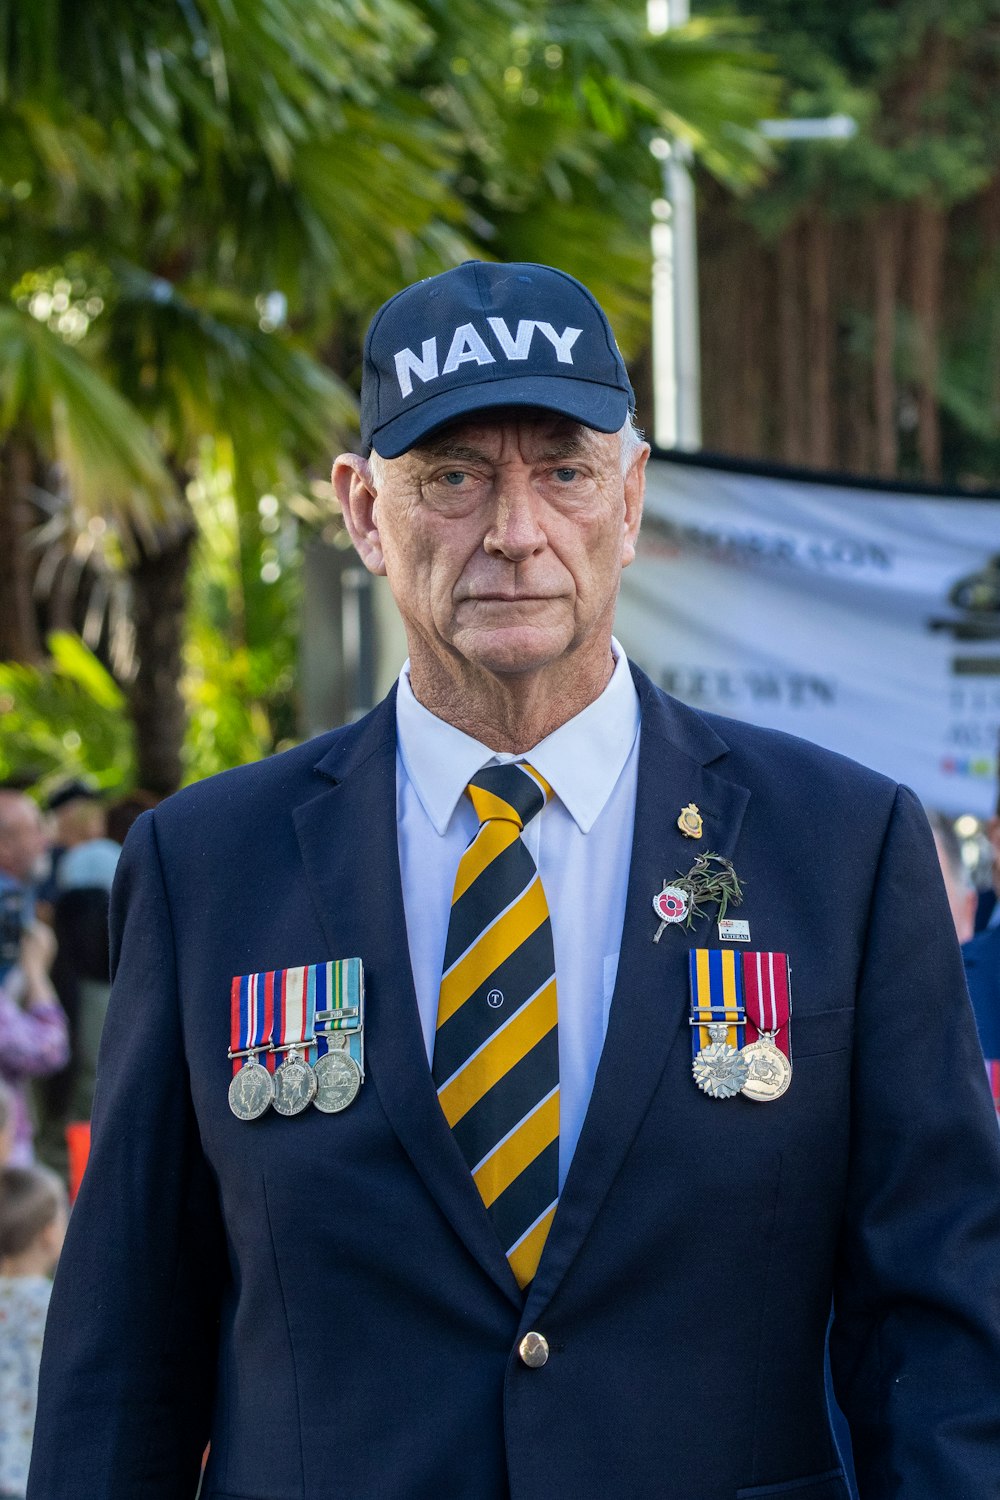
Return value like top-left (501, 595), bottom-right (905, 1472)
top-left (395, 640), bottom-right (640, 836)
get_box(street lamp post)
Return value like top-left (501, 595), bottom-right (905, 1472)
top-left (648, 0), bottom-right (701, 452)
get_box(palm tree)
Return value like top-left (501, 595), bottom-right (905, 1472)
top-left (1, 0), bottom-right (779, 791)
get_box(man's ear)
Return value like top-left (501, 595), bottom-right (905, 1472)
top-left (332, 454), bottom-right (387, 576)
top-left (621, 442), bottom-right (649, 569)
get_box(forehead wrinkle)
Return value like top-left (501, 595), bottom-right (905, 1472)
top-left (414, 440), bottom-right (492, 465)
top-left (412, 424), bottom-right (595, 468)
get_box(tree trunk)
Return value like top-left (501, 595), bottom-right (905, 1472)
top-left (910, 199), bottom-right (946, 482)
top-left (804, 217), bottom-right (833, 469)
top-left (871, 207), bottom-right (899, 477)
top-left (127, 520), bottom-right (196, 796)
top-left (980, 175), bottom-right (1000, 432)
top-left (777, 224), bottom-right (806, 466)
top-left (0, 438), bottom-right (43, 662)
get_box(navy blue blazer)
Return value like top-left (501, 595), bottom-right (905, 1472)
top-left (29, 667), bottom-right (1000, 1500)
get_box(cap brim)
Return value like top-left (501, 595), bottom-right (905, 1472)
top-left (368, 374), bottom-right (631, 459)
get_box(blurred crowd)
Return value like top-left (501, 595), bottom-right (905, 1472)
top-left (0, 781), bottom-right (157, 1495)
top-left (0, 783), bottom-right (159, 1180)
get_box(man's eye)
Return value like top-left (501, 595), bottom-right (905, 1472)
top-left (442, 471), bottom-right (467, 486)
top-left (553, 467), bottom-right (579, 482)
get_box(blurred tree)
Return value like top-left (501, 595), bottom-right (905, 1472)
top-left (0, 632), bottom-right (135, 794)
top-left (0, 0), bottom-right (778, 791)
top-left (696, 0), bottom-right (1000, 486)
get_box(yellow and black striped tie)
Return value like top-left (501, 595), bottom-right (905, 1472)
top-left (433, 762), bottom-right (559, 1290)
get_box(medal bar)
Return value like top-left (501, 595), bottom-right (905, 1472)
top-left (314, 959), bottom-right (364, 1112)
top-left (739, 951), bottom-right (792, 1102)
top-left (228, 972), bottom-right (276, 1121)
top-left (688, 949), bottom-right (749, 1099)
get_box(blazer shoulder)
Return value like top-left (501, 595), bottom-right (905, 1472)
top-left (146, 690), bottom-right (397, 842)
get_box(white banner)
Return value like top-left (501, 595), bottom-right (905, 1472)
top-left (616, 455), bottom-right (1000, 817)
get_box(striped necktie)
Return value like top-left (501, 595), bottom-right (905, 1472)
top-left (432, 762), bottom-right (559, 1290)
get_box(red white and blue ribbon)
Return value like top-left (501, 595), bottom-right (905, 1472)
top-left (231, 960), bottom-right (364, 1076)
top-left (229, 970), bottom-right (275, 1076)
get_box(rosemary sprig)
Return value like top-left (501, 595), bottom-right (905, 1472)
top-left (672, 852), bottom-right (744, 931)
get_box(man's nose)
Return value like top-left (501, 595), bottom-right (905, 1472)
top-left (483, 475), bottom-right (547, 561)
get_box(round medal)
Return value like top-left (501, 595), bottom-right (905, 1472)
top-left (313, 1050), bottom-right (362, 1114)
top-left (739, 1036), bottom-right (792, 1102)
top-left (228, 1058), bottom-right (274, 1121)
top-left (272, 1052), bottom-right (318, 1116)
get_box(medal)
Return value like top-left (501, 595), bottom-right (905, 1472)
top-left (273, 1047), bottom-right (318, 1115)
top-left (740, 1034), bottom-right (791, 1101)
top-left (271, 965), bottom-right (318, 1115)
top-left (314, 1050), bottom-right (362, 1113)
top-left (739, 951), bottom-right (792, 1103)
top-left (228, 1056), bottom-right (274, 1120)
top-left (314, 956), bottom-right (365, 1113)
top-left (228, 971), bottom-right (276, 1120)
top-left (692, 1022), bottom-right (750, 1098)
top-left (689, 949), bottom-right (748, 1100)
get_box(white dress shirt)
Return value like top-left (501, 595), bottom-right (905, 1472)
top-left (395, 641), bottom-right (641, 1189)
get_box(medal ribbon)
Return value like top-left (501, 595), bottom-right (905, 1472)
top-left (688, 949), bottom-right (746, 1057)
top-left (271, 966), bottom-right (318, 1072)
top-left (230, 971), bottom-right (275, 1077)
top-left (741, 951), bottom-right (791, 1059)
top-left (314, 958), bottom-right (365, 1079)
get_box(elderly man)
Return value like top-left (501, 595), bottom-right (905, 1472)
top-left (30, 263), bottom-right (1000, 1500)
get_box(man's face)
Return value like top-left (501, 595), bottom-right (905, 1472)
top-left (344, 414), bottom-right (645, 684)
top-left (0, 794), bottom-right (46, 883)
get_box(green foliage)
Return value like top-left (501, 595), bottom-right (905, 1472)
top-left (180, 439), bottom-right (301, 783)
top-left (0, 632), bottom-right (135, 794)
top-left (700, 0), bottom-right (1000, 226)
top-left (697, 0), bottom-right (1000, 483)
top-left (0, 0), bottom-right (782, 785)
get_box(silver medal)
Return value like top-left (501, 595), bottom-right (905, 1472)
top-left (228, 1057), bottom-right (274, 1121)
top-left (313, 1049), bottom-right (362, 1114)
top-left (692, 1023), bottom-right (750, 1099)
top-left (272, 1050), bottom-right (318, 1116)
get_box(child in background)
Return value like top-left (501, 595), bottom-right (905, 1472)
top-left (0, 1167), bottom-right (66, 1499)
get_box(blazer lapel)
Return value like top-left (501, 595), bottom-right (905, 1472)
top-left (525, 669), bottom-right (751, 1319)
top-left (293, 694), bottom-right (521, 1308)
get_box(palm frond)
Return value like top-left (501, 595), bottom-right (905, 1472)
top-left (0, 304), bottom-right (181, 546)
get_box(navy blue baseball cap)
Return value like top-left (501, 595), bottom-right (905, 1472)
top-left (360, 260), bottom-right (635, 458)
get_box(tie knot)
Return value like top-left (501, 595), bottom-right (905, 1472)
top-left (466, 763), bottom-right (551, 829)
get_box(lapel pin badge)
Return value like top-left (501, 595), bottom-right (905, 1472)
top-left (677, 803), bottom-right (703, 839)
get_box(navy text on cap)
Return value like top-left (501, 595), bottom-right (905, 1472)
top-left (361, 261), bottom-right (635, 459)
